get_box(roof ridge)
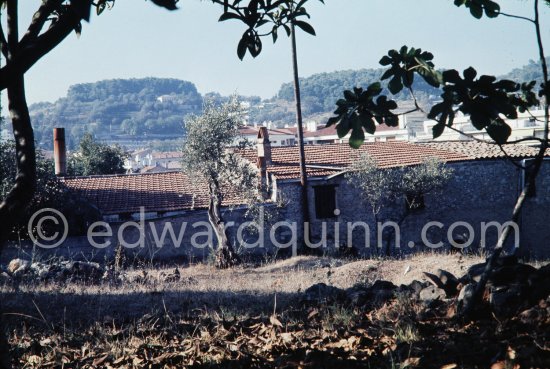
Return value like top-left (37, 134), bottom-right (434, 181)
top-left (61, 170), bottom-right (182, 180)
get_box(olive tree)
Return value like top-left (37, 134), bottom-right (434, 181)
top-left (181, 98), bottom-right (264, 268)
top-left (346, 154), bottom-right (453, 255)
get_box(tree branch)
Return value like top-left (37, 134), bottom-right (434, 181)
top-left (0, 24), bottom-right (8, 59)
top-left (6, 0), bottom-right (18, 60)
top-left (20, 0), bottom-right (64, 46)
top-left (498, 11), bottom-right (535, 23)
top-left (0, 5), bottom-right (81, 91)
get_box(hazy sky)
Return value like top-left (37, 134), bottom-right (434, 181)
top-left (4, 0), bottom-right (550, 106)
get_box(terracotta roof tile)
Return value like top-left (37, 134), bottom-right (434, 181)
top-left (304, 124), bottom-right (401, 138)
top-left (62, 171), bottom-right (243, 215)
top-left (422, 141), bottom-right (550, 159)
top-left (64, 141), bottom-right (541, 215)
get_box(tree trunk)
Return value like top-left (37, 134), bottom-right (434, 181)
top-left (0, 75), bottom-right (36, 369)
top-left (207, 181), bottom-right (239, 268)
top-left (290, 21), bottom-right (311, 254)
top-left (0, 75), bottom-right (37, 244)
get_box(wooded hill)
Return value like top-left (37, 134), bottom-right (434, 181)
top-left (26, 58), bottom-right (547, 150)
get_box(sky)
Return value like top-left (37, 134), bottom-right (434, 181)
top-left (2, 0), bottom-right (550, 107)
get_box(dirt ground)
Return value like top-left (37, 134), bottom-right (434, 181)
top-left (1, 253), bottom-right (485, 321)
top-left (2, 253), bottom-right (549, 368)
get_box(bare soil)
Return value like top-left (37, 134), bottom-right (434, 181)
top-left (1, 253), bottom-right (549, 368)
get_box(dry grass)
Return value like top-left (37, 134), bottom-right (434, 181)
top-left (0, 252), bottom-right (484, 326)
top-left (2, 252), bottom-right (549, 368)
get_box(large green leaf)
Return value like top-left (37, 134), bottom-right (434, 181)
top-left (294, 20), bottom-right (316, 36)
top-left (349, 127), bottom-right (365, 149)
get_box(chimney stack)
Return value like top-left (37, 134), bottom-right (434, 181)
top-left (53, 128), bottom-right (67, 176)
top-left (257, 127), bottom-right (272, 165)
top-left (257, 127), bottom-right (272, 198)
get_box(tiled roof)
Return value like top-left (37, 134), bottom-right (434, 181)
top-left (238, 141), bottom-right (470, 180)
top-left (304, 124), bottom-right (402, 138)
top-left (62, 172), bottom-right (244, 215)
top-left (64, 141), bottom-right (543, 215)
top-left (422, 141), bottom-right (550, 159)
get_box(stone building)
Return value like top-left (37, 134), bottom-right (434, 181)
top-left (58, 133), bottom-right (550, 260)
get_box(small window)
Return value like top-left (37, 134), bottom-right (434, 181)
top-left (314, 185), bottom-right (337, 219)
top-left (406, 193), bottom-right (425, 211)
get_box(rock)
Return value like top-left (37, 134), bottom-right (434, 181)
top-left (7, 258), bottom-right (29, 275)
top-left (519, 306), bottom-right (547, 325)
top-left (371, 280), bottom-right (397, 291)
top-left (489, 284), bottom-right (529, 317)
top-left (408, 280), bottom-right (427, 296)
top-left (419, 285), bottom-right (446, 304)
top-left (490, 264), bottom-right (536, 286)
top-left (347, 280), bottom-right (397, 306)
top-left (457, 283), bottom-right (476, 313)
top-left (466, 263), bottom-right (487, 283)
top-left (528, 264), bottom-right (550, 303)
top-left (424, 269), bottom-right (459, 297)
top-left (370, 280), bottom-right (397, 305)
top-left (465, 256), bottom-right (519, 283)
top-left (304, 283), bottom-right (346, 304)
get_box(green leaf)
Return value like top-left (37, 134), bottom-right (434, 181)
top-left (218, 12), bottom-right (242, 21)
top-left (486, 119), bottom-right (511, 144)
top-left (367, 82), bottom-right (382, 96)
top-left (96, 1), bottom-right (106, 15)
top-left (484, 0), bottom-right (500, 17)
top-left (294, 20), bottom-right (316, 35)
top-left (336, 118), bottom-right (351, 138)
top-left (432, 122), bottom-right (446, 139)
top-left (463, 66), bottom-right (477, 81)
top-left (237, 35), bottom-right (248, 60)
top-left (283, 24), bottom-right (291, 36)
top-left (380, 68), bottom-right (394, 81)
top-left (343, 90), bottom-right (357, 101)
top-left (359, 113), bottom-right (376, 135)
top-left (385, 115), bottom-right (399, 127)
top-left (469, 3), bottom-right (483, 18)
top-left (326, 116), bottom-right (340, 127)
top-left (379, 55), bottom-right (392, 66)
top-left (349, 127), bottom-right (365, 149)
top-left (443, 69), bottom-right (461, 84)
top-left (74, 22), bottom-right (82, 38)
top-left (388, 76), bottom-right (403, 94)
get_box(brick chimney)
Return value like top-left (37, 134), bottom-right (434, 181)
top-left (257, 127), bottom-right (271, 198)
top-left (53, 128), bottom-right (67, 176)
top-left (257, 126), bottom-right (272, 165)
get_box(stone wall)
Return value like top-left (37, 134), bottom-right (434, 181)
top-left (276, 159), bottom-right (550, 258)
top-left (1, 206), bottom-right (279, 264)
top-left (4, 158), bottom-right (549, 265)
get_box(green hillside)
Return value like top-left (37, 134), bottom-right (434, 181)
top-left (25, 59), bottom-right (548, 150)
top-left (30, 78), bottom-right (202, 149)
